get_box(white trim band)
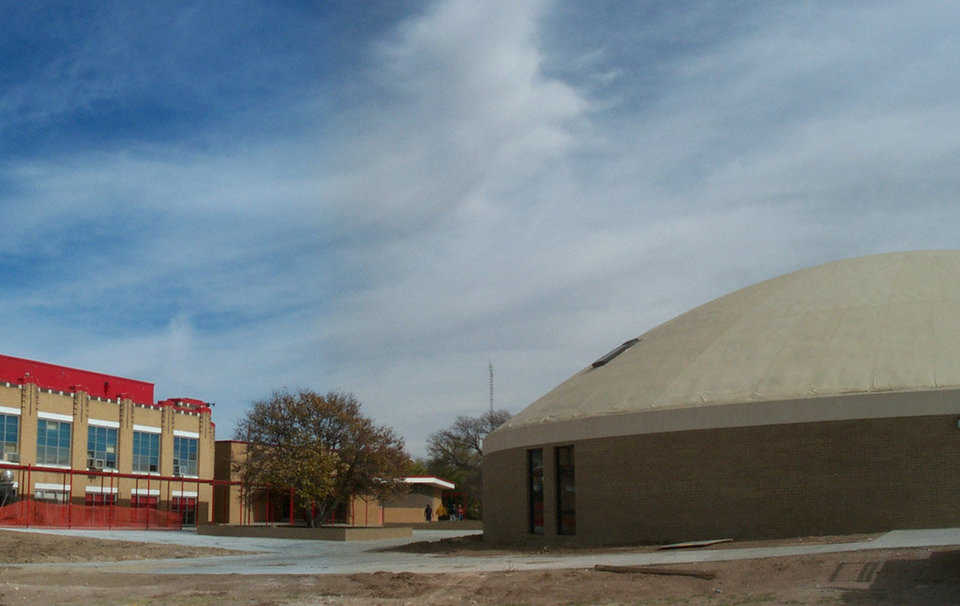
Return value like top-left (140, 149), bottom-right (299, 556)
top-left (403, 477), bottom-right (455, 490)
top-left (0, 406), bottom-right (20, 416)
top-left (133, 424), bottom-right (161, 434)
top-left (38, 411), bottom-right (73, 422)
top-left (85, 486), bottom-right (118, 494)
top-left (171, 490), bottom-right (198, 498)
top-left (130, 488), bottom-right (160, 496)
top-left (88, 418), bottom-right (120, 429)
top-left (35, 483), bottom-right (70, 491)
top-left (173, 430), bottom-right (199, 439)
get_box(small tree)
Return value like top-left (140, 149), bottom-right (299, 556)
top-left (426, 409), bottom-right (511, 518)
top-left (235, 390), bottom-right (409, 526)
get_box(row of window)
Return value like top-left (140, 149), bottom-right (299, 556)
top-left (528, 445), bottom-right (576, 536)
top-left (75, 494), bottom-right (198, 524)
top-left (0, 415), bottom-right (198, 476)
top-left (37, 492), bottom-right (195, 506)
top-left (37, 490), bottom-right (196, 520)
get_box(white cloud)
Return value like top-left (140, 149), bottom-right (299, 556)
top-left (6, 0), bottom-right (960, 456)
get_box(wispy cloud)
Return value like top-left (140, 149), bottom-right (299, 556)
top-left (3, 0), bottom-right (960, 453)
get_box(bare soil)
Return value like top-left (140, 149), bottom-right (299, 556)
top-left (0, 531), bottom-right (958, 605)
top-left (0, 529), bottom-right (242, 563)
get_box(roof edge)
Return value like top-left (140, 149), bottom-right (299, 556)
top-left (485, 386), bottom-right (960, 454)
top-left (403, 476), bottom-right (455, 490)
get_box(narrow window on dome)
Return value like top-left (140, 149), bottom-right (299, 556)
top-left (591, 338), bottom-right (639, 368)
top-left (556, 445), bottom-right (576, 535)
top-left (528, 449), bottom-right (544, 535)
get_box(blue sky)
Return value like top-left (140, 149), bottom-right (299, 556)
top-left (4, 0), bottom-right (960, 455)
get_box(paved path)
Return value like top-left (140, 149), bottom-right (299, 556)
top-left (6, 527), bottom-right (960, 575)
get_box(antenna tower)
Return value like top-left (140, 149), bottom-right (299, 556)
top-left (489, 361), bottom-right (494, 413)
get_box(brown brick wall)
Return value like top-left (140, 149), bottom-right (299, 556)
top-left (483, 413), bottom-right (960, 546)
top-left (214, 441), bottom-right (247, 524)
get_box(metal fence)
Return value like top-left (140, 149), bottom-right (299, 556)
top-left (0, 462), bottom-right (380, 529)
top-left (0, 462), bottom-right (213, 529)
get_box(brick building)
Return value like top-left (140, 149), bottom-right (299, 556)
top-left (214, 440), bottom-right (453, 526)
top-left (0, 354), bottom-right (214, 523)
top-left (383, 477), bottom-right (454, 524)
top-left (484, 251), bottom-right (960, 545)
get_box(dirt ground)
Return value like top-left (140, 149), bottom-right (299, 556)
top-left (0, 530), bottom-right (241, 563)
top-left (0, 547), bottom-right (958, 605)
top-left (0, 531), bottom-right (959, 605)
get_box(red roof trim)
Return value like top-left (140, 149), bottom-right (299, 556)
top-left (0, 353), bottom-right (153, 404)
top-left (156, 398), bottom-right (212, 415)
top-left (0, 354), bottom-right (214, 418)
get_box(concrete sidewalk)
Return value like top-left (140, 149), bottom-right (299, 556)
top-left (6, 527), bottom-right (960, 575)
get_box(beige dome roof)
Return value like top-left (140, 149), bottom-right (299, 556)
top-left (499, 251), bottom-right (960, 436)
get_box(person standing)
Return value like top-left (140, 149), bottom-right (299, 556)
top-left (424, 503), bottom-right (432, 522)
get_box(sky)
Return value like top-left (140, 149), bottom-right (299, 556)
top-left (3, 0), bottom-right (960, 456)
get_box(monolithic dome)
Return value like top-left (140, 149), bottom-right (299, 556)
top-left (483, 251), bottom-right (960, 545)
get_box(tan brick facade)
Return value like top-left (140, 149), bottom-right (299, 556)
top-left (0, 382), bottom-right (214, 522)
top-left (484, 412), bottom-right (960, 546)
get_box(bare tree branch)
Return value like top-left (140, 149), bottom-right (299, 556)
top-left (425, 409), bottom-right (511, 518)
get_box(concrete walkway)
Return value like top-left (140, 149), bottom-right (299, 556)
top-left (6, 527), bottom-right (960, 575)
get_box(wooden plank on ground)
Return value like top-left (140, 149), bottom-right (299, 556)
top-left (657, 538), bottom-right (733, 550)
top-left (594, 564), bottom-right (716, 580)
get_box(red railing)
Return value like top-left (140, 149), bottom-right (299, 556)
top-left (0, 462), bottom-right (380, 530)
top-left (0, 462), bottom-right (218, 530)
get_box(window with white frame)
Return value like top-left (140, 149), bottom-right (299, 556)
top-left (36, 419), bottom-right (71, 466)
top-left (85, 492), bottom-right (117, 506)
top-left (87, 426), bottom-right (117, 470)
top-left (34, 484), bottom-right (69, 503)
top-left (132, 431), bottom-right (159, 473)
top-left (173, 436), bottom-right (198, 476)
top-left (0, 414), bottom-right (18, 462)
